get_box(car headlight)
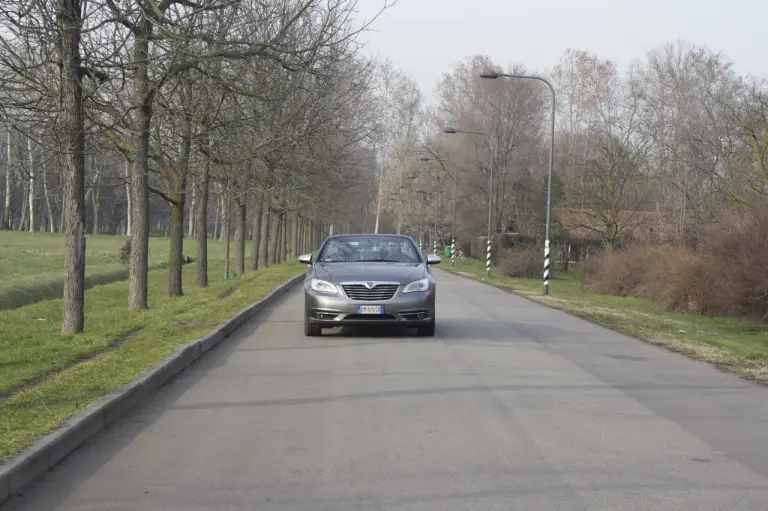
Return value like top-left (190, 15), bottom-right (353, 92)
top-left (310, 278), bottom-right (339, 295)
top-left (402, 278), bottom-right (429, 293)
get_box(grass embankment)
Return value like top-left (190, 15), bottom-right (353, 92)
top-left (0, 232), bottom-right (219, 310)
top-left (0, 256), bottom-right (304, 461)
top-left (441, 257), bottom-right (768, 385)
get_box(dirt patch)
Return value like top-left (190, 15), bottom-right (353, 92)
top-left (219, 285), bottom-right (239, 299)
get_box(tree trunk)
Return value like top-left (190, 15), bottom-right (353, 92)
top-left (297, 216), bottom-right (304, 254)
top-left (280, 212), bottom-right (288, 262)
top-left (234, 197), bottom-right (246, 276)
top-left (168, 79), bottom-right (192, 298)
top-left (196, 146), bottom-right (211, 287)
top-left (128, 22), bottom-right (153, 310)
top-left (223, 190), bottom-right (231, 275)
top-left (27, 136), bottom-right (35, 232)
top-left (124, 159), bottom-right (131, 235)
top-left (259, 202), bottom-right (270, 268)
top-left (4, 128), bottom-right (12, 229)
top-left (19, 180), bottom-right (27, 231)
top-left (218, 189), bottom-right (227, 241)
top-left (168, 190), bottom-right (185, 296)
top-left (213, 183), bottom-right (220, 240)
top-left (57, 0), bottom-right (86, 335)
top-left (270, 211), bottom-right (280, 265)
top-left (250, 191), bottom-right (262, 270)
top-left (291, 212), bottom-right (299, 259)
top-left (187, 176), bottom-right (196, 239)
top-left (43, 165), bottom-right (55, 232)
top-left (91, 170), bottom-right (101, 234)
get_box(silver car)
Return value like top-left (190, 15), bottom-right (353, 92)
top-left (298, 234), bottom-right (441, 337)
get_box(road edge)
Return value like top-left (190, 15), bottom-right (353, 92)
top-left (436, 266), bottom-right (768, 388)
top-left (436, 266), bottom-right (565, 313)
top-left (0, 271), bottom-right (306, 506)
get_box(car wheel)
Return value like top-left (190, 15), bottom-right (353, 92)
top-left (417, 319), bottom-right (435, 337)
top-left (304, 314), bottom-right (321, 337)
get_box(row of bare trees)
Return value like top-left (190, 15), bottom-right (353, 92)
top-left (372, 43), bottom-right (768, 256)
top-left (0, 0), bottom-right (417, 335)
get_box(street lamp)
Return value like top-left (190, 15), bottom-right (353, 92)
top-left (414, 159), bottom-right (441, 256)
top-left (480, 69), bottom-right (556, 296)
top-left (421, 156), bottom-right (458, 266)
top-left (442, 127), bottom-right (494, 277)
top-left (407, 174), bottom-right (435, 254)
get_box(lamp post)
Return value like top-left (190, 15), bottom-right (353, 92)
top-left (421, 156), bottom-right (457, 266)
top-left (442, 127), bottom-right (494, 277)
top-left (412, 189), bottom-right (428, 251)
top-left (480, 70), bottom-right (556, 296)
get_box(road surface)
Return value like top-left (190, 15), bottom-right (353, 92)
top-left (4, 269), bottom-right (768, 510)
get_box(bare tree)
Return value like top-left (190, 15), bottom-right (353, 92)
top-left (56, 0), bottom-right (87, 334)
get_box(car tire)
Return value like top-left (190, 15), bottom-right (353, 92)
top-left (417, 319), bottom-right (436, 337)
top-left (304, 314), bottom-right (321, 337)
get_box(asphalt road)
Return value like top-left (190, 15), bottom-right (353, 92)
top-left (4, 269), bottom-right (768, 510)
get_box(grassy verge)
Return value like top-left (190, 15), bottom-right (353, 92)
top-left (0, 259), bottom-right (304, 461)
top-left (441, 257), bottom-right (768, 385)
top-left (0, 232), bottom-right (209, 310)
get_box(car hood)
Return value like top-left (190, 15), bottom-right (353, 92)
top-left (312, 262), bottom-right (426, 284)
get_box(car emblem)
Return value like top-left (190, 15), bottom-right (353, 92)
top-left (364, 282), bottom-right (375, 289)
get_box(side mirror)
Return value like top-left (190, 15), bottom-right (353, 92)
top-left (298, 253), bottom-right (313, 265)
top-left (426, 254), bottom-right (441, 265)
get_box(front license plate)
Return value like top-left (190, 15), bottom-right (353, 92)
top-left (357, 305), bottom-right (383, 314)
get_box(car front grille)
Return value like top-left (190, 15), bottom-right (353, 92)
top-left (342, 283), bottom-right (399, 301)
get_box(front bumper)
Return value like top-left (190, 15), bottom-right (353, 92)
top-left (305, 285), bottom-right (435, 327)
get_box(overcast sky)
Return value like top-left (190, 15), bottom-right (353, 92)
top-left (354, 0), bottom-right (768, 103)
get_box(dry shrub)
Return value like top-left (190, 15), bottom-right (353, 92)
top-left (639, 247), bottom-right (716, 315)
top-left (581, 243), bottom-right (667, 297)
top-left (574, 256), bottom-right (601, 282)
top-left (696, 207), bottom-right (768, 319)
top-left (578, 204), bottom-right (768, 320)
top-left (499, 247), bottom-right (542, 278)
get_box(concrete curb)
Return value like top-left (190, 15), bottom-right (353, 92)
top-left (0, 272), bottom-right (306, 505)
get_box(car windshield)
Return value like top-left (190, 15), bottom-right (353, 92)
top-left (317, 236), bottom-right (422, 263)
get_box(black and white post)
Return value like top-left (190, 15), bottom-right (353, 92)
top-left (485, 238), bottom-right (491, 277)
top-left (433, 239), bottom-right (437, 255)
top-left (451, 238), bottom-right (455, 266)
top-left (543, 239), bottom-right (551, 293)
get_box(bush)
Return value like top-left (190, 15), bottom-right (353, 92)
top-left (578, 205), bottom-right (768, 320)
top-left (499, 247), bottom-right (542, 278)
top-left (118, 238), bottom-right (131, 265)
top-left (574, 256), bottom-right (601, 282)
top-left (581, 243), bottom-right (666, 297)
top-left (697, 208), bottom-right (768, 319)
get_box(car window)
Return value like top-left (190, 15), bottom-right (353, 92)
top-left (317, 236), bottom-right (421, 263)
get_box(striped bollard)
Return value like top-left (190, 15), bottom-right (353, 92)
top-left (451, 239), bottom-right (455, 266)
top-left (433, 239), bottom-right (437, 255)
top-left (485, 238), bottom-right (491, 276)
top-left (542, 238), bottom-right (550, 296)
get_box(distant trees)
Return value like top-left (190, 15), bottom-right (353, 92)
top-left (411, 43), bottom-right (768, 255)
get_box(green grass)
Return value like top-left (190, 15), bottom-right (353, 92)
top-left (442, 257), bottom-right (768, 384)
top-left (0, 232), bottom-right (232, 310)
top-left (0, 250), bottom-right (304, 461)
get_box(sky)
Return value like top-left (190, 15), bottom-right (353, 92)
top-left (353, 0), bottom-right (768, 104)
